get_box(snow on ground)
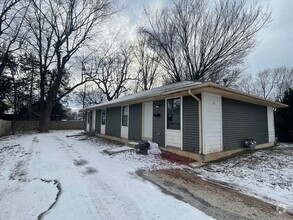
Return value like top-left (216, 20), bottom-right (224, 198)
top-left (0, 130), bottom-right (213, 220)
top-left (196, 144), bottom-right (293, 212)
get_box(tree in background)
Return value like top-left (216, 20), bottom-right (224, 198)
top-left (90, 44), bottom-right (134, 101)
top-left (238, 67), bottom-right (293, 101)
top-left (139, 0), bottom-right (270, 85)
top-left (134, 35), bottom-right (161, 91)
top-left (0, 0), bottom-right (28, 75)
top-left (275, 89), bottom-right (293, 142)
top-left (25, 0), bottom-right (116, 132)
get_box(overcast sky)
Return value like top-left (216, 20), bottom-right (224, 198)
top-left (118, 0), bottom-right (293, 75)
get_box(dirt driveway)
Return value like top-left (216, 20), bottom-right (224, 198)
top-left (138, 169), bottom-right (293, 220)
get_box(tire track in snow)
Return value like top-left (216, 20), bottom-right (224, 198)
top-left (52, 135), bottom-right (116, 220)
top-left (58, 135), bottom-right (145, 219)
top-left (37, 179), bottom-right (62, 220)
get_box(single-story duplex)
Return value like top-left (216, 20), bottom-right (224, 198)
top-left (80, 81), bottom-right (287, 162)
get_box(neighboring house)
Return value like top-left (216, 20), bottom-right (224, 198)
top-left (80, 81), bottom-right (287, 162)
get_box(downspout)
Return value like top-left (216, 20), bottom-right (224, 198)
top-left (188, 90), bottom-right (202, 155)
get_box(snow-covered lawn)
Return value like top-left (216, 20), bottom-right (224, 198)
top-left (0, 130), bottom-right (213, 220)
top-left (196, 144), bottom-right (293, 212)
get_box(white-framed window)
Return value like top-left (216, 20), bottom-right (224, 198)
top-left (122, 105), bottom-right (129, 127)
top-left (167, 97), bottom-right (181, 130)
top-left (101, 109), bottom-right (106, 125)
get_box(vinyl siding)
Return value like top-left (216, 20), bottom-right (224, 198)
top-left (105, 107), bottom-right (121, 138)
top-left (183, 96), bottom-right (199, 153)
top-left (128, 104), bottom-right (142, 141)
top-left (153, 100), bottom-right (165, 146)
top-left (222, 98), bottom-right (268, 151)
top-left (96, 110), bottom-right (101, 133)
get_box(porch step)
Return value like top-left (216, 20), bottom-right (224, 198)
top-left (125, 141), bottom-right (139, 148)
top-left (104, 146), bottom-right (135, 155)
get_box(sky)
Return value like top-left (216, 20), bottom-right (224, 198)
top-left (117, 0), bottom-right (293, 75)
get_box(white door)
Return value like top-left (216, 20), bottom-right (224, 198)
top-left (86, 111), bottom-right (90, 132)
top-left (202, 92), bottom-right (223, 154)
top-left (91, 110), bottom-right (96, 132)
top-left (142, 102), bottom-right (153, 140)
top-left (267, 106), bottom-right (275, 142)
top-left (121, 105), bottom-right (129, 139)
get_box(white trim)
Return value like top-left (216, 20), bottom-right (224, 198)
top-left (165, 96), bottom-right (183, 149)
top-left (91, 110), bottom-right (96, 132)
top-left (86, 111), bottom-right (90, 132)
top-left (121, 105), bottom-right (129, 139)
top-left (101, 109), bottom-right (106, 135)
top-left (142, 102), bottom-right (153, 140)
top-left (202, 92), bottom-right (223, 154)
top-left (267, 106), bottom-right (275, 142)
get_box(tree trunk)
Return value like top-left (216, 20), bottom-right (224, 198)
top-left (38, 101), bottom-right (54, 132)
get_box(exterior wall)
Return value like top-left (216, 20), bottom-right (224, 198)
top-left (165, 97), bottom-right (182, 148)
top-left (153, 100), bottom-right (165, 146)
top-left (105, 107), bottom-right (121, 138)
top-left (128, 104), bottom-right (142, 141)
top-left (222, 98), bottom-right (269, 151)
top-left (202, 92), bottom-right (223, 154)
top-left (183, 96), bottom-right (199, 153)
top-left (96, 110), bottom-right (101, 133)
top-left (267, 106), bottom-right (275, 142)
top-left (0, 120), bottom-right (11, 135)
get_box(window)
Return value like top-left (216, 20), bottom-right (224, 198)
top-left (122, 105), bottom-right (128, 126)
top-left (167, 98), bottom-right (181, 129)
top-left (101, 109), bottom-right (106, 125)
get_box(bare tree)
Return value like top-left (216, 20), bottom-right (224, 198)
top-left (273, 67), bottom-right (293, 102)
top-left (139, 0), bottom-right (270, 84)
top-left (0, 0), bottom-right (29, 75)
top-left (237, 74), bottom-right (256, 94)
top-left (91, 44), bottom-right (134, 101)
top-left (25, 0), bottom-right (115, 132)
top-left (73, 84), bottom-right (104, 108)
top-left (254, 69), bottom-right (279, 99)
top-left (237, 67), bottom-right (293, 101)
top-left (134, 35), bottom-right (162, 91)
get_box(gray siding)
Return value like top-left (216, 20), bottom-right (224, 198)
top-left (183, 96), bottom-right (199, 153)
top-left (95, 110), bottom-right (101, 133)
top-left (153, 100), bottom-right (165, 146)
top-left (105, 107), bottom-right (121, 138)
top-left (222, 98), bottom-right (268, 151)
top-left (129, 104), bottom-right (142, 141)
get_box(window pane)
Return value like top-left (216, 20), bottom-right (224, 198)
top-left (167, 98), bottom-right (180, 129)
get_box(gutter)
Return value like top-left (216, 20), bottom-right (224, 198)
top-left (188, 89), bottom-right (202, 155)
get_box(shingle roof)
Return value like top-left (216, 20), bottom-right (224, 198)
top-left (82, 81), bottom-right (201, 111)
top-left (80, 81), bottom-right (287, 111)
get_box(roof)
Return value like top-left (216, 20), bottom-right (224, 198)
top-left (80, 81), bottom-right (287, 112)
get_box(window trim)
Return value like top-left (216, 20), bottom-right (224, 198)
top-left (101, 109), bottom-right (106, 125)
top-left (121, 105), bottom-right (129, 127)
top-left (166, 97), bottom-right (181, 130)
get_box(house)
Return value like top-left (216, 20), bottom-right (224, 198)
top-left (80, 81), bottom-right (287, 162)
